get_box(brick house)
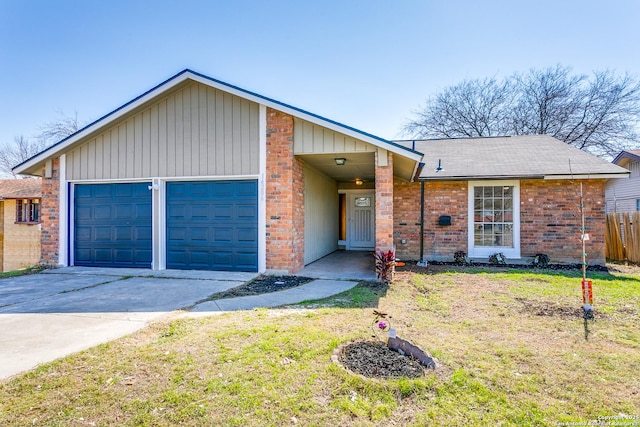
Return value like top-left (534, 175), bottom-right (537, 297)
top-left (0, 178), bottom-right (42, 272)
top-left (13, 70), bottom-right (628, 272)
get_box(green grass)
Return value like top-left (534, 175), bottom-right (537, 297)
top-left (0, 267), bottom-right (638, 426)
top-left (0, 264), bottom-right (47, 279)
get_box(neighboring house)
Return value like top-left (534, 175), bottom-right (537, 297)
top-left (605, 150), bottom-right (639, 213)
top-left (13, 70), bottom-right (628, 272)
top-left (0, 178), bottom-right (42, 272)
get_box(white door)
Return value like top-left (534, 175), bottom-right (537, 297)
top-left (348, 193), bottom-right (375, 249)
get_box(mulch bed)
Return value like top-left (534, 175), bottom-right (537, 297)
top-left (208, 275), bottom-right (314, 299)
top-left (338, 341), bottom-right (425, 379)
top-left (396, 261), bottom-right (609, 273)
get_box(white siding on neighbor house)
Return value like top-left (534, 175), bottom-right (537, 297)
top-left (66, 82), bottom-right (260, 180)
top-left (304, 165), bottom-right (338, 265)
top-left (605, 160), bottom-right (639, 213)
top-left (293, 118), bottom-right (378, 154)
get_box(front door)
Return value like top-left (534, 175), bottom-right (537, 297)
top-left (348, 192), bottom-right (375, 249)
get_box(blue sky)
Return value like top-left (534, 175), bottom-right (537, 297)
top-left (1, 0), bottom-right (639, 146)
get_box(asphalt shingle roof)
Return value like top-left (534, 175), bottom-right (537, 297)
top-left (0, 178), bottom-right (42, 199)
top-left (396, 135), bottom-right (629, 180)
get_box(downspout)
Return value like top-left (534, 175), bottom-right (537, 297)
top-left (412, 159), bottom-right (427, 267)
top-left (420, 180), bottom-right (425, 264)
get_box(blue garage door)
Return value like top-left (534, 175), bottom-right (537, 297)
top-left (74, 183), bottom-right (152, 268)
top-left (166, 180), bottom-right (258, 271)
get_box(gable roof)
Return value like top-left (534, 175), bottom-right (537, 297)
top-left (13, 69), bottom-right (422, 176)
top-left (0, 178), bottom-right (41, 199)
top-left (612, 149), bottom-right (640, 167)
top-left (397, 135), bottom-right (630, 180)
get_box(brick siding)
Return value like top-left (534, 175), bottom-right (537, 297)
top-left (375, 150), bottom-right (394, 252)
top-left (394, 179), bottom-right (467, 261)
top-left (521, 179), bottom-right (605, 264)
top-left (40, 158), bottom-right (60, 266)
top-left (393, 178), bottom-right (606, 264)
top-left (265, 108), bottom-right (305, 273)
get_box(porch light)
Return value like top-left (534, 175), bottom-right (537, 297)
top-left (355, 179), bottom-right (364, 186)
top-left (334, 157), bottom-right (347, 166)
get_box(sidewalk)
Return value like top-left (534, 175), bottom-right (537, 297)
top-left (186, 279), bottom-right (358, 314)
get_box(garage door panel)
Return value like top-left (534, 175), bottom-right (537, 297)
top-left (74, 183), bottom-right (152, 268)
top-left (93, 185), bottom-right (113, 198)
top-left (168, 227), bottom-right (186, 241)
top-left (213, 205), bottom-right (232, 219)
top-left (114, 226), bottom-right (132, 240)
top-left (136, 226), bottom-right (152, 241)
top-left (191, 205), bottom-right (209, 219)
top-left (212, 182), bottom-right (233, 196)
top-left (237, 228), bottom-right (257, 243)
top-left (212, 228), bottom-right (232, 243)
top-left (94, 227), bottom-right (113, 241)
top-left (168, 205), bottom-right (186, 218)
top-left (190, 228), bottom-right (209, 241)
top-left (236, 180), bottom-right (256, 195)
top-left (94, 205), bottom-right (112, 219)
top-left (237, 205), bottom-right (257, 219)
top-left (166, 180), bottom-right (257, 271)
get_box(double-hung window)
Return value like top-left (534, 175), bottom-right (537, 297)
top-left (468, 181), bottom-right (520, 258)
top-left (16, 199), bottom-right (40, 224)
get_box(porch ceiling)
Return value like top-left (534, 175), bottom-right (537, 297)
top-left (298, 152), bottom-right (376, 183)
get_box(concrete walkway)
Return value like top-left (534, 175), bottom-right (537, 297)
top-left (0, 267), bottom-right (358, 380)
top-left (189, 279), bottom-right (357, 313)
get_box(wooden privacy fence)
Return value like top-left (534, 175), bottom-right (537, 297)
top-left (606, 212), bottom-right (640, 263)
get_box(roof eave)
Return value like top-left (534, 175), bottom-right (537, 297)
top-left (419, 174), bottom-right (546, 181)
top-left (543, 173), bottom-right (630, 180)
top-left (419, 172), bottom-right (629, 181)
top-left (613, 151), bottom-right (640, 166)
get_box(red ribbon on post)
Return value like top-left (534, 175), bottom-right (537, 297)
top-left (582, 280), bottom-right (593, 305)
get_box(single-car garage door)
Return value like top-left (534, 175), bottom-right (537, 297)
top-left (74, 183), bottom-right (152, 268)
top-left (166, 180), bottom-right (258, 271)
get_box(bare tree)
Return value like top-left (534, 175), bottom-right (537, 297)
top-left (404, 77), bottom-right (514, 138)
top-left (404, 66), bottom-right (640, 158)
top-left (37, 109), bottom-right (80, 145)
top-left (0, 136), bottom-right (48, 178)
top-left (0, 110), bottom-right (81, 178)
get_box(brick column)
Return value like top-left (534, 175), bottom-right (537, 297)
top-left (40, 158), bottom-right (60, 266)
top-left (265, 108), bottom-right (305, 273)
top-left (375, 150), bottom-right (394, 253)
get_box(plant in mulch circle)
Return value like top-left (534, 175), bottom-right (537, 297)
top-left (453, 250), bottom-right (467, 265)
top-left (371, 309), bottom-right (391, 342)
top-left (488, 252), bottom-right (506, 265)
top-left (532, 253), bottom-right (550, 268)
top-left (374, 250), bottom-right (396, 285)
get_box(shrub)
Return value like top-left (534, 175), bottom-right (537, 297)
top-left (453, 250), bottom-right (467, 265)
top-left (374, 250), bottom-right (396, 285)
top-left (488, 252), bottom-right (506, 265)
top-left (532, 253), bottom-right (550, 268)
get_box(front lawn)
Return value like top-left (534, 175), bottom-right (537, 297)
top-left (1, 267), bottom-right (638, 426)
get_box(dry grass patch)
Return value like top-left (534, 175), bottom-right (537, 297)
top-left (0, 267), bottom-right (638, 426)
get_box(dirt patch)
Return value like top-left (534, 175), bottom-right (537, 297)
top-left (338, 340), bottom-right (425, 379)
top-left (208, 275), bottom-right (313, 299)
top-left (516, 298), bottom-right (603, 319)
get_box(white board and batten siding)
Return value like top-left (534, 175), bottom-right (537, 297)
top-left (293, 118), bottom-right (377, 154)
top-left (65, 82), bottom-right (260, 181)
top-left (304, 165), bottom-right (338, 265)
top-left (605, 160), bottom-right (640, 213)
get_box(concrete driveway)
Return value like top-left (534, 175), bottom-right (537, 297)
top-left (0, 267), bottom-right (257, 380)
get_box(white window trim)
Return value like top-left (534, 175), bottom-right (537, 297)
top-left (467, 180), bottom-right (521, 259)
